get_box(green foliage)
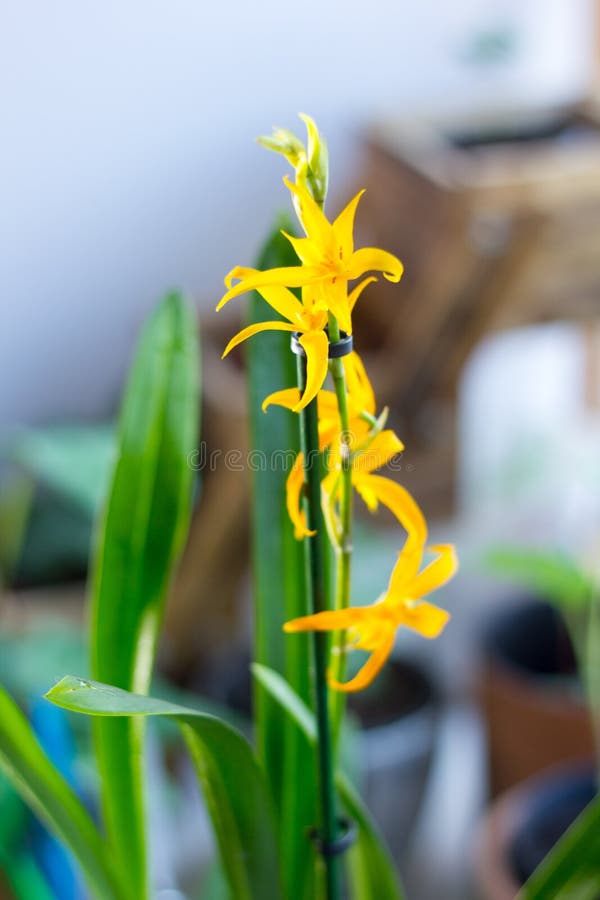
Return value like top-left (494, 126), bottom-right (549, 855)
top-left (46, 677), bottom-right (283, 900)
top-left (247, 221), bottom-right (318, 898)
top-left (489, 546), bottom-right (600, 898)
top-left (0, 686), bottom-right (126, 899)
top-left (485, 546), bottom-right (595, 612)
top-left (0, 292), bottom-right (200, 900)
top-left (252, 664), bottom-right (405, 900)
top-left (89, 292), bottom-right (199, 897)
top-left (519, 793), bottom-right (600, 899)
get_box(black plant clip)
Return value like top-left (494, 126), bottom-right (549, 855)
top-left (291, 329), bottom-right (353, 359)
top-left (308, 817), bottom-right (357, 858)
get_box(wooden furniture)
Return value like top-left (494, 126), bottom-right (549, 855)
top-left (351, 105), bottom-right (600, 514)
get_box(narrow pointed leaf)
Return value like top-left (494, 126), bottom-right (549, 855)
top-left (89, 292), bottom-right (200, 897)
top-left (252, 663), bottom-right (405, 899)
top-left (518, 793), bottom-right (600, 899)
top-left (46, 677), bottom-right (283, 900)
top-left (0, 686), bottom-right (126, 899)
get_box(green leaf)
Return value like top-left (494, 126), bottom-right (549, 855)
top-left (89, 292), bottom-right (200, 897)
top-left (0, 686), bottom-right (126, 899)
top-left (46, 676), bottom-right (283, 900)
top-left (252, 664), bottom-right (316, 744)
top-left (246, 221), bottom-right (318, 898)
top-left (252, 664), bottom-right (404, 900)
top-left (485, 547), bottom-right (595, 611)
top-left (0, 851), bottom-right (55, 900)
top-left (518, 793), bottom-right (600, 899)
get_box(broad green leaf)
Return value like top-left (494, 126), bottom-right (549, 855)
top-left (89, 292), bottom-right (199, 898)
top-left (519, 793), bottom-right (600, 899)
top-left (46, 677), bottom-right (283, 900)
top-left (485, 547), bottom-right (595, 611)
top-left (252, 664), bottom-right (404, 900)
top-left (0, 686), bottom-right (126, 899)
top-left (246, 221), bottom-right (318, 898)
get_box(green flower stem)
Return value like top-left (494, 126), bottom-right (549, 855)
top-left (327, 313), bottom-right (353, 736)
top-left (296, 352), bottom-right (340, 900)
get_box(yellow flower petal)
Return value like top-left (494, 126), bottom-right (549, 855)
top-left (408, 544), bottom-right (458, 599)
top-left (284, 605), bottom-right (370, 634)
top-left (318, 423), bottom-right (339, 453)
top-left (353, 477), bottom-right (379, 512)
top-left (359, 474), bottom-right (427, 543)
top-left (293, 330), bottom-right (329, 411)
top-left (284, 176), bottom-right (333, 249)
top-left (253, 283), bottom-right (305, 323)
top-left (285, 454), bottom-right (315, 540)
top-left (316, 389), bottom-right (339, 418)
top-left (356, 475), bottom-right (427, 583)
top-left (217, 265), bottom-right (325, 310)
top-left (399, 600), bottom-right (450, 639)
top-left (332, 189), bottom-right (365, 259)
top-left (261, 388), bottom-right (300, 413)
top-left (224, 265), bottom-right (259, 289)
top-left (328, 628), bottom-right (395, 693)
top-left (320, 280), bottom-right (353, 335)
top-left (348, 247), bottom-right (404, 283)
top-left (344, 351), bottom-right (375, 416)
top-left (222, 321), bottom-right (297, 358)
top-left (347, 276), bottom-right (377, 315)
top-left (263, 387), bottom-right (339, 450)
top-left (281, 231), bottom-right (324, 268)
top-left (352, 430), bottom-right (404, 474)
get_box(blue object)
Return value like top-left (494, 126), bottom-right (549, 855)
top-left (29, 698), bottom-right (86, 900)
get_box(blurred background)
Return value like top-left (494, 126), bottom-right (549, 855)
top-left (2, 1), bottom-right (600, 897)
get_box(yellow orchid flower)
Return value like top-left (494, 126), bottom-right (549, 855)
top-left (283, 438), bottom-right (406, 541)
top-left (263, 353), bottom-right (402, 539)
top-left (320, 434), bottom-right (405, 544)
top-left (217, 178), bottom-right (402, 335)
top-left (220, 280), bottom-right (330, 412)
top-left (262, 351), bottom-right (375, 441)
top-left (261, 352), bottom-right (379, 538)
top-left (284, 543), bottom-right (457, 692)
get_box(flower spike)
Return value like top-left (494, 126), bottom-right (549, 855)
top-left (220, 280), bottom-right (332, 410)
top-left (284, 545), bottom-right (457, 692)
top-left (217, 177), bottom-right (403, 335)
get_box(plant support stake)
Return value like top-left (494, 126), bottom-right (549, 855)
top-left (295, 343), bottom-right (340, 900)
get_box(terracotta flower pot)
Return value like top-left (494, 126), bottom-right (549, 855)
top-left (475, 761), bottom-right (596, 900)
top-left (478, 599), bottom-right (594, 797)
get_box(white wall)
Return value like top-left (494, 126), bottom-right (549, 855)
top-left (0, 0), bottom-right (594, 425)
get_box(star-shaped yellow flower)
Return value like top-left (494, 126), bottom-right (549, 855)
top-left (262, 351), bottom-right (375, 442)
top-left (262, 353), bottom-right (398, 539)
top-left (221, 280), bottom-right (328, 412)
top-left (284, 543), bottom-right (456, 692)
top-left (220, 279), bottom-right (375, 412)
top-left (217, 179), bottom-right (402, 334)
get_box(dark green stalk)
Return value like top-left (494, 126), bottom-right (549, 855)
top-left (296, 351), bottom-right (340, 900)
top-left (327, 313), bottom-right (353, 738)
